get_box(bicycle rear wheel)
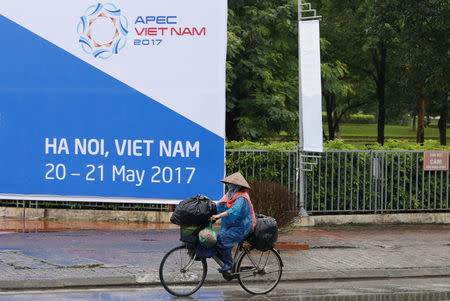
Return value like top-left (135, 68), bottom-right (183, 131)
top-left (236, 248), bottom-right (282, 295)
top-left (159, 245), bottom-right (207, 296)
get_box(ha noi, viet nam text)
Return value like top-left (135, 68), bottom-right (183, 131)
top-left (43, 138), bottom-right (199, 186)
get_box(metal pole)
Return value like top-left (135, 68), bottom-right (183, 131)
top-left (298, 149), bottom-right (308, 217)
top-left (298, 2), bottom-right (304, 152)
top-left (298, 3), bottom-right (307, 217)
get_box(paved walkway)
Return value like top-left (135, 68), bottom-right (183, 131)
top-left (0, 218), bottom-right (449, 290)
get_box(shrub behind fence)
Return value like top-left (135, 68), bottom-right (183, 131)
top-left (226, 149), bottom-right (449, 214)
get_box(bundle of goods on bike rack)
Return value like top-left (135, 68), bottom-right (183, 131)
top-left (198, 223), bottom-right (217, 248)
top-left (170, 195), bottom-right (217, 243)
top-left (248, 214), bottom-right (278, 251)
top-left (179, 225), bottom-right (200, 243)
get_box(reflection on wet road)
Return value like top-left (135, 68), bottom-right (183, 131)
top-left (1, 277), bottom-right (449, 300)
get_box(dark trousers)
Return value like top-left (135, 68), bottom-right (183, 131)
top-left (218, 247), bottom-right (233, 269)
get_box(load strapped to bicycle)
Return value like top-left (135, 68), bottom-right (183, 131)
top-left (159, 194), bottom-right (283, 297)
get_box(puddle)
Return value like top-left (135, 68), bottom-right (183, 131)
top-left (0, 217), bottom-right (178, 232)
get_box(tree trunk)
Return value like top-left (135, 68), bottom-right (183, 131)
top-left (416, 86), bottom-right (425, 144)
top-left (331, 94), bottom-right (341, 139)
top-left (412, 115), bottom-right (416, 131)
top-left (325, 93), bottom-right (335, 140)
top-left (335, 123), bottom-right (341, 139)
top-left (226, 110), bottom-right (240, 141)
top-left (323, 130), bottom-right (328, 141)
top-left (377, 93), bottom-right (386, 145)
top-left (438, 100), bottom-right (448, 146)
top-left (373, 42), bottom-right (387, 145)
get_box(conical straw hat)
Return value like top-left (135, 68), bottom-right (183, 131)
top-left (221, 172), bottom-right (251, 189)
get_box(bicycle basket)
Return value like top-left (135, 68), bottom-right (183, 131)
top-left (180, 225), bottom-right (200, 243)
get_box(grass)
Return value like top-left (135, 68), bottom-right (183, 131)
top-left (324, 123), bottom-right (444, 138)
top-left (323, 123), bottom-right (449, 147)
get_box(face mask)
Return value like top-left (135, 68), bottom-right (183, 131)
top-left (227, 184), bottom-right (240, 199)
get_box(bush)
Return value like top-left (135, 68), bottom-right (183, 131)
top-left (323, 139), bottom-right (356, 150)
top-left (341, 113), bottom-right (376, 124)
top-left (306, 150), bottom-right (448, 212)
top-left (322, 113), bottom-right (376, 124)
top-left (226, 141), bottom-right (449, 213)
top-left (363, 139), bottom-right (450, 151)
top-left (227, 139), bottom-right (450, 151)
top-left (249, 181), bottom-right (297, 228)
top-left (227, 140), bottom-right (297, 150)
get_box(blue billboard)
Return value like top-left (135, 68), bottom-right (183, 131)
top-left (0, 1), bottom-right (227, 202)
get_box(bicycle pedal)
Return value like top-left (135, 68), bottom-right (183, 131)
top-left (221, 270), bottom-right (234, 281)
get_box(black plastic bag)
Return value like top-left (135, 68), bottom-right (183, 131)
top-left (170, 195), bottom-right (217, 226)
top-left (248, 214), bottom-right (278, 251)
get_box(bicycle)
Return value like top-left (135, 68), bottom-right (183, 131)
top-left (159, 225), bottom-right (283, 297)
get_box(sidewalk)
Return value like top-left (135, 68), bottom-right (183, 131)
top-left (0, 218), bottom-right (449, 290)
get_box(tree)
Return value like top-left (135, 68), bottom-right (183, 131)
top-left (226, 0), bottom-right (299, 141)
top-left (317, 0), bottom-right (373, 140)
top-left (437, 98), bottom-right (448, 145)
top-left (321, 41), bottom-right (356, 140)
top-left (398, 0), bottom-right (449, 145)
top-left (360, 0), bottom-right (403, 145)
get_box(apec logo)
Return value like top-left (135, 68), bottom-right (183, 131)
top-left (133, 16), bottom-right (207, 47)
top-left (77, 3), bottom-right (129, 59)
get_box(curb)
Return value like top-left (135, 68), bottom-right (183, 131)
top-left (0, 276), bottom-right (136, 290)
top-left (1, 267), bottom-right (449, 290)
top-left (294, 213), bottom-right (450, 226)
top-left (0, 207), bottom-right (173, 223)
top-left (2, 208), bottom-right (449, 226)
top-left (281, 267), bottom-right (450, 281)
top-left (275, 242), bottom-right (309, 250)
top-left (234, 243), bottom-right (309, 251)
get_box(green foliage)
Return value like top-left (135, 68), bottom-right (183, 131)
top-left (226, 140), bottom-right (297, 150)
top-left (225, 0), bottom-right (448, 144)
top-left (364, 139), bottom-right (450, 151)
top-left (307, 151), bottom-right (448, 212)
top-left (323, 140), bottom-right (356, 150)
top-left (324, 123), bottom-right (443, 139)
top-left (226, 144), bottom-right (449, 213)
top-left (226, 0), bottom-right (299, 141)
top-left (69, 202), bottom-right (82, 210)
top-left (226, 151), bottom-right (290, 184)
top-left (341, 114), bottom-right (375, 124)
top-left (227, 139), bottom-right (450, 151)
top-left (321, 55), bottom-right (354, 99)
top-left (323, 113), bottom-right (376, 124)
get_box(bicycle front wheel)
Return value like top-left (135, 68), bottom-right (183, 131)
top-left (236, 248), bottom-right (283, 295)
top-left (159, 245), bottom-right (207, 297)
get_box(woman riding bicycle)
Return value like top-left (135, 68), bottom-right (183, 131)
top-left (210, 172), bottom-right (256, 275)
top-left (160, 172), bottom-right (283, 296)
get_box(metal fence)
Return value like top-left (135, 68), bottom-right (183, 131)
top-left (0, 199), bottom-right (169, 211)
top-left (226, 149), bottom-right (449, 214)
top-left (226, 149), bottom-right (300, 197)
top-left (303, 150), bottom-right (449, 214)
top-left (1, 150), bottom-right (448, 215)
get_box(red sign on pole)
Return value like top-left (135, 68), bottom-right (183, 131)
top-left (423, 151), bottom-right (449, 171)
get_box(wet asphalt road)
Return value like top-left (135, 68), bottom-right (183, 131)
top-left (0, 277), bottom-right (449, 300)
